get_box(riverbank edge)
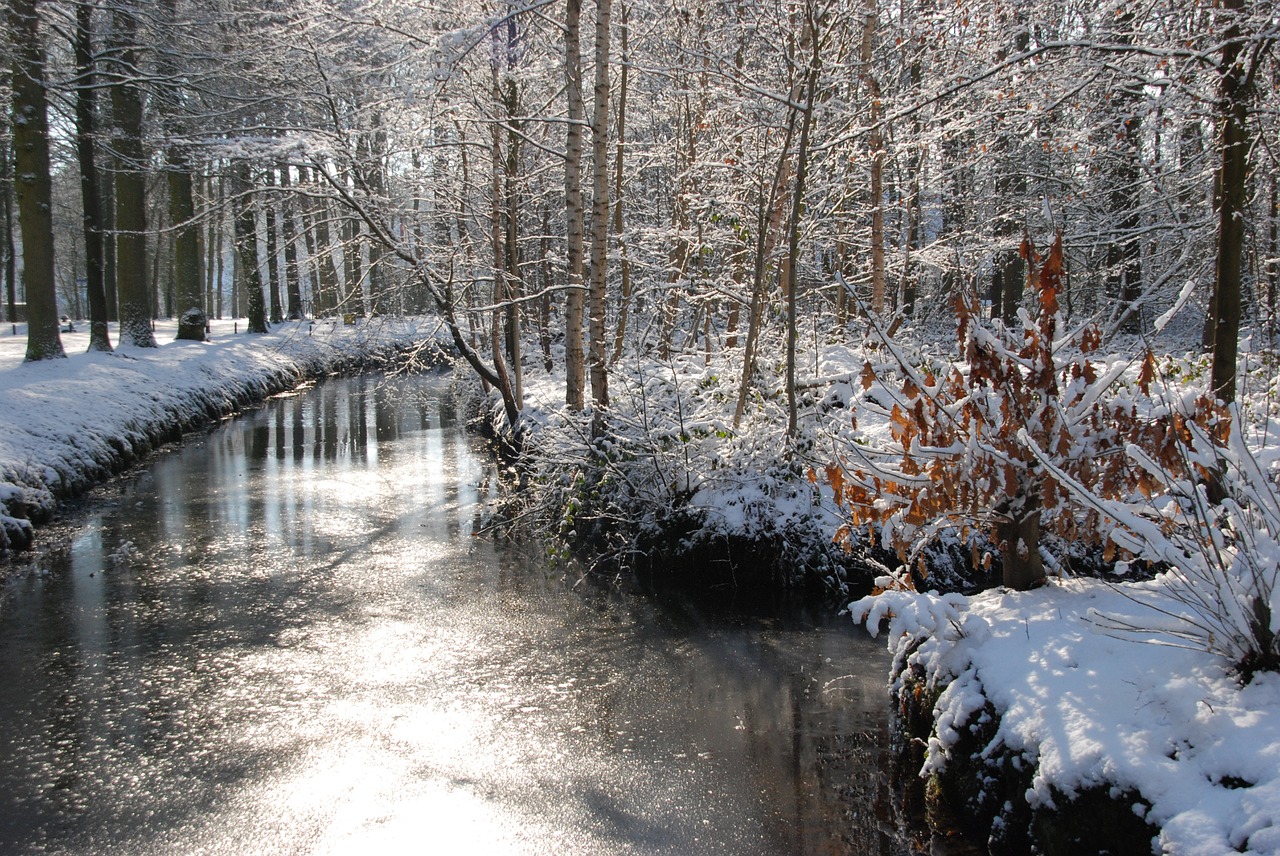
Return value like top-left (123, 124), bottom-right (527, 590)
top-left (481, 404), bottom-right (1164, 852)
top-left (477, 437), bottom-right (881, 606)
top-left (892, 646), bottom-right (1158, 855)
top-left (0, 323), bottom-right (448, 557)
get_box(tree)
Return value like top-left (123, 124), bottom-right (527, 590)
top-left (2, 73), bottom-right (18, 327)
top-left (233, 162), bottom-right (268, 333)
top-left (785, 1), bottom-right (820, 438)
top-left (564, 0), bottom-right (587, 411)
top-left (858, 0), bottom-right (885, 316)
top-left (264, 168), bottom-right (283, 324)
top-left (108, 0), bottom-right (157, 348)
top-left (587, 0), bottom-right (612, 415)
top-left (1207, 0), bottom-right (1268, 406)
top-left (279, 164), bottom-right (303, 319)
top-left (9, 0), bottom-right (64, 361)
top-left (156, 0), bottom-right (207, 342)
top-left (72, 0), bottom-right (112, 352)
top-left (608, 1), bottom-right (632, 365)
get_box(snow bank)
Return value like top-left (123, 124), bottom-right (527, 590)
top-left (852, 580), bottom-right (1280, 854)
top-left (0, 318), bottom-right (445, 552)
top-left (507, 349), bottom-right (867, 595)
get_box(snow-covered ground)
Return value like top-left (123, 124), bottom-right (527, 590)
top-left (0, 317), bottom-right (443, 552)
top-left (854, 578), bottom-right (1280, 855)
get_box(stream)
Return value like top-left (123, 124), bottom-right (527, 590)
top-left (0, 371), bottom-right (916, 855)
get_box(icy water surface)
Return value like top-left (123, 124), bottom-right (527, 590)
top-left (0, 372), bottom-right (912, 855)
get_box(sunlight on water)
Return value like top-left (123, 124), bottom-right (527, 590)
top-left (0, 371), bottom-right (912, 855)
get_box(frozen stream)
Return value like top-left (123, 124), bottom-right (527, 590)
top-left (0, 371), bottom-right (909, 855)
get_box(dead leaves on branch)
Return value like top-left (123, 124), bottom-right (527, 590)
top-left (831, 232), bottom-right (1230, 582)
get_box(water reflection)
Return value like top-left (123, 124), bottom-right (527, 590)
top-left (0, 371), bottom-right (912, 855)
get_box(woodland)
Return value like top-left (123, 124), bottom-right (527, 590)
top-left (4, 2), bottom-right (1280, 850)
top-left (3, 0), bottom-right (1279, 636)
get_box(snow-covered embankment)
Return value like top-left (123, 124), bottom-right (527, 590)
top-left (0, 318), bottom-right (445, 553)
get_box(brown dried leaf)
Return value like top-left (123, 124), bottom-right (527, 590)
top-left (1138, 350), bottom-right (1157, 396)
top-left (1003, 465), bottom-right (1020, 497)
top-left (826, 464), bottom-right (846, 509)
top-left (861, 361), bottom-right (876, 391)
top-left (902, 453), bottom-right (920, 476)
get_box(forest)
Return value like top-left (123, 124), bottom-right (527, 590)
top-left (2, 0), bottom-right (1278, 602)
top-left (5, 0), bottom-right (1280, 614)
top-left (4, 0), bottom-right (1280, 851)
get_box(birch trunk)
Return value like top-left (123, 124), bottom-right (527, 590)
top-left (588, 0), bottom-right (613, 413)
top-left (564, 0), bottom-right (587, 410)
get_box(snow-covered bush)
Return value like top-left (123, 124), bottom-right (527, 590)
top-left (1045, 409), bottom-right (1280, 680)
top-left (510, 352), bottom-right (859, 594)
top-left (828, 234), bottom-right (1232, 592)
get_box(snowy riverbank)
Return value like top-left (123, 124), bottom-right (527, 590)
top-left (498, 325), bottom-right (1280, 854)
top-left (854, 579), bottom-right (1280, 855)
top-left (0, 317), bottom-right (445, 552)
top-left (5, 313), bottom-right (1279, 854)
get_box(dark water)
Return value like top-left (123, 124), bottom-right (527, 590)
top-left (0, 372), bottom-right (915, 855)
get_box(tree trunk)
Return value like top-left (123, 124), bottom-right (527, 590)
top-left (73, 0), bottom-right (111, 352)
top-left (1109, 12), bottom-right (1144, 335)
top-left (362, 119), bottom-right (390, 315)
top-left (587, 0), bottom-right (612, 415)
top-left (733, 119), bottom-right (798, 429)
top-left (234, 163), bottom-right (268, 334)
top-left (859, 0), bottom-right (886, 315)
top-left (109, 1), bottom-right (156, 348)
top-left (2, 132), bottom-right (15, 325)
top-left (155, 0), bottom-right (204, 342)
top-left (279, 164), bottom-right (302, 319)
top-left (1268, 176), bottom-right (1278, 342)
top-left (609, 1), bottom-right (632, 365)
top-left (151, 189), bottom-right (168, 319)
top-left (500, 78), bottom-right (523, 405)
top-left (996, 249), bottom-right (1024, 327)
top-left (1209, 0), bottom-right (1253, 407)
top-left (9, 0), bottom-right (64, 360)
top-left (206, 169), bottom-right (220, 319)
top-left (540, 207), bottom-right (554, 372)
top-left (564, 0), bottom-right (587, 410)
top-left (490, 86), bottom-right (522, 415)
top-left (264, 170), bottom-right (283, 323)
top-left (102, 167), bottom-right (117, 322)
top-left (304, 165), bottom-right (342, 316)
top-left (298, 165), bottom-right (323, 315)
top-left (657, 188), bottom-right (691, 359)
top-left (992, 25), bottom-right (1030, 329)
top-left (170, 152), bottom-right (205, 340)
top-left (785, 38), bottom-right (817, 439)
top-left (997, 496), bottom-right (1045, 590)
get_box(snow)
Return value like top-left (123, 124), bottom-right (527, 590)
top-left (832, 316), bottom-right (1280, 853)
top-left (0, 317), bottom-right (443, 552)
top-left (5, 308), bottom-right (1280, 853)
top-left (852, 578), bottom-right (1280, 854)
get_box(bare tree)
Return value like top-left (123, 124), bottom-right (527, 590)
top-left (108, 0), bottom-right (157, 347)
top-left (587, 0), bottom-right (612, 415)
top-left (564, 0), bottom-right (587, 411)
top-left (9, 0), bottom-right (64, 360)
top-left (72, 0), bottom-right (112, 352)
